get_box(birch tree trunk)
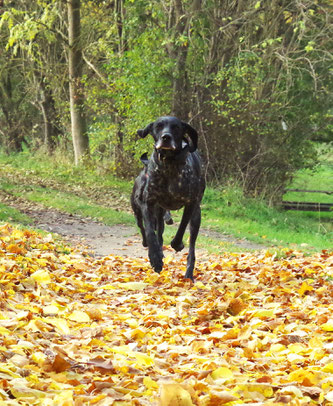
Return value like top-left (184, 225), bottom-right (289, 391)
top-left (68, 0), bottom-right (89, 165)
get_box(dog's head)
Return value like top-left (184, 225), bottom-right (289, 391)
top-left (137, 116), bottom-right (198, 153)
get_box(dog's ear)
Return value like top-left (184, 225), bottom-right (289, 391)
top-left (182, 122), bottom-right (198, 152)
top-left (137, 122), bottom-right (154, 138)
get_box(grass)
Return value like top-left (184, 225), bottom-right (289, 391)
top-left (0, 149), bottom-right (332, 253)
top-left (201, 186), bottom-right (332, 251)
top-left (0, 179), bottom-right (134, 227)
top-left (0, 149), bottom-right (132, 195)
top-left (0, 202), bottom-right (32, 225)
top-left (284, 163), bottom-right (333, 204)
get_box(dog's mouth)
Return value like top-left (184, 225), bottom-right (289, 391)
top-left (156, 145), bottom-right (176, 151)
top-left (155, 141), bottom-right (177, 151)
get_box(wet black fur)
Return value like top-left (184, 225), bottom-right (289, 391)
top-left (131, 116), bottom-right (206, 280)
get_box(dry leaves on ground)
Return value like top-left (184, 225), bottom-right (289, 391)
top-left (0, 223), bottom-right (332, 405)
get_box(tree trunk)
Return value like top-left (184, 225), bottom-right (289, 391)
top-left (0, 74), bottom-right (24, 152)
top-left (167, 0), bottom-right (201, 120)
top-left (36, 72), bottom-right (61, 153)
top-left (169, 0), bottom-right (189, 119)
top-left (68, 0), bottom-right (89, 165)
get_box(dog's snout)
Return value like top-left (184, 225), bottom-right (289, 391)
top-left (161, 133), bottom-right (172, 141)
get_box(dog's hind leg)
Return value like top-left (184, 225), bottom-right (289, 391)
top-left (170, 204), bottom-right (194, 252)
top-left (156, 207), bottom-right (165, 248)
top-left (136, 210), bottom-right (147, 247)
top-left (184, 205), bottom-right (201, 281)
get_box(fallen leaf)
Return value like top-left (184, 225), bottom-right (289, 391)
top-left (160, 384), bottom-right (194, 406)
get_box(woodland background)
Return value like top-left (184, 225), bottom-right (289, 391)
top-left (0, 3), bottom-right (333, 404)
top-left (0, 0), bottom-right (332, 201)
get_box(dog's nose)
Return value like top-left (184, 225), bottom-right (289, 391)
top-left (161, 133), bottom-right (172, 141)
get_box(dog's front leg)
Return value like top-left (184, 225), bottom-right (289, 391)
top-left (142, 205), bottom-right (164, 273)
top-left (155, 206), bottom-right (165, 247)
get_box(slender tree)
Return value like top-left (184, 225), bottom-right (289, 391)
top-left (68, 0), bottom-right (89, 165)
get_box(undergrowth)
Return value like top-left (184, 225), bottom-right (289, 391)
top-left (0, 149), bottom-right (332, 253)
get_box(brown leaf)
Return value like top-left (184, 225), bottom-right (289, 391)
top-left (203, 391), bottom-right (239, 405)
top-left (84, 357), bottom-right (116, 374)
top-left (227, 298), bottom-right (246, 316)
top-left (52, 354), bottom-right (71, 373)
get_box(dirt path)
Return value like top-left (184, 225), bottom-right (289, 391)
top-left (0, 190), bottom-right (265, 259)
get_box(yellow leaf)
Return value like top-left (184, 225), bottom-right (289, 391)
top-left (252, 309), bottom-right (274, 319)
top-left (322, 362), bottom-right (333, 373)
top-left (31, 351), bottom-right (47, 367)
top-left (287, 353), bottom-right (304, 363)
top-left (25, 320), bottom-right (41, 332)
top-left (52, 390), bottom-right (74, 405)
top-left (90, 394), bottom-right (108, 404)
top-left (299, 281), bottom-right (314, 296)
top-left (110, 346), bottom-right (154, 367)
top-left (0, 365), bottom-right (21, 378)
top-left (288, 343), bottom-right (307, 354)
top-left (43, 304), bottom-right (59, 316)
top-left (309, 337), bottom-right (323, 349)
top-left (270, 344), bottom-right (286, 352)
top-left (160, 384), bottom-right (194, 406)
top-left (288, 369), bottom-right (319, 386)
top-left (86, 308), bottom-right (103, 321)
top-left (280, 385), bottom-right (303, 398)
top-left (194, 281), bottom-right (209, 289)
top-left (133, 352), bottom-right (154, 367)
top-left (110, 345), bottom-right (131, 356)
top-left (211, 367), bottom-right (233, 381)
top-left (30, 269), bottom-right (51, 284)
top-left (143, 376), bottom-right (159, 390)
top-left (164, 255), bottom-right (173, 265)
top-left (321, 320), bottom-right (333, 332)
top-left (238, 383), bottom-right (274, 398)
top-left (117, 282), bottom-right (148, 290)
top-left (47, 318), bottom-right (70, 335)
top-left (68, 310), bottom-right (90, 323)
top-left (130, 328), bottom-right (147, 340)
top-left (202, 391), bottom-right (239, 405)
top-left (11, 386), bottom-right (46, 399)
top-left (126, 318), bottom-right (138, 328)
top-left (0, 326), bottom-right (10, 336)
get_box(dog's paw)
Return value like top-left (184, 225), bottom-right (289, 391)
top-left (171, 239), bottom-right (184, 252)
top-left (150, 254), bottom-right (163, 274)
top-left (184, 269), bottom-right (194, 282)
top-left (153, 261), bottom-right (163, 274)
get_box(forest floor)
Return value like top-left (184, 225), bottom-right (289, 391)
top-left (1, 159), bottom-right (333, 405)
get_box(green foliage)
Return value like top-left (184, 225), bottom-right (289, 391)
top-left (0, 0), bottom-right (332, 195)
top-left (82, 3), bottom-right (173, 171)
top-left (206, 50), bottom-right (318, 197)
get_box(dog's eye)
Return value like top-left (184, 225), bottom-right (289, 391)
top-left (155, 123), bottom-right (164, 131)
top-left (170, 124), bottom-right (179, 131)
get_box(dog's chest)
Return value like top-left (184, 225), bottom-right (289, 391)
top-left (148, 166), bottom-right (195, 209)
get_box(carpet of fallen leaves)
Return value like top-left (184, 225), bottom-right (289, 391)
top-left (0, 224), bottom-right (333, 406)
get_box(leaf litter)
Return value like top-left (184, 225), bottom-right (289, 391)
top-left (0, 223), bottom-right (332, 405)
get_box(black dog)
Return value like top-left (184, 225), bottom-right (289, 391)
top-left (131, 116), bottom-right (205, 280)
